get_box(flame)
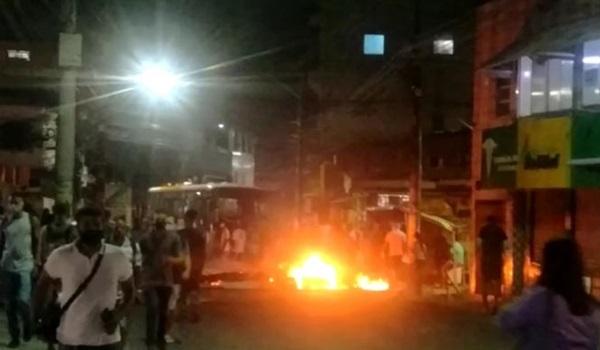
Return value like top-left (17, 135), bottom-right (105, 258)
top-left (355, 274), bottom-right (390, 292)
top-left (288, 253), bottom-right (343, 290)
top-left (209, 280), bottom-right (222, 287)
top-left (287, 252), bottom-right (389, 292)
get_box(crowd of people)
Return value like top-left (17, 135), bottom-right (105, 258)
top-left (0, 194), bottom-right (211, 350)
top-left (321, 220), bottom-right (466, 293)
top-left (2, 194), bottom-right (600, 350)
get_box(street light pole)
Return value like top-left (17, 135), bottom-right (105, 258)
top-left (56, 0), bottom-right (78, 207)
top-left (296, 85), bottom-right (304, 227)
top-left (406, 0), bottom-right (422, 266)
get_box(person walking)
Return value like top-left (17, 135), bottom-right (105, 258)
top-left (36, 202), bottom-right (76, 271)
top-left (139, 217), bottom-right (184, 350)
top-left (219, 222), bottom-right (232, 258)
top-left (177, 209), bottom-right (206, 323)
top-left (231, 221), bottom-right (247, 260)
top-left (33, 207), bottom-right (135, 350)
top-left (479, 215), bottom-right (507, 313)
top-left (1, 196), bottom-right (34, 348)
top-left (106, 215), bottom-right (141, 350)
top-left (443, 235), bottom-right (465, 295)
top-left (23, 203), bottom-right (41, 268)
top-left (107, 216), bottom-right (141, 280)
top-left (36, 202), bottom-right (76, 350)
top-left (500, 238), bottom-right (600, 350)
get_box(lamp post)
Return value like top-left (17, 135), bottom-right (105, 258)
top-left (55, 0), bottom-right (79, 207)
top-left (134, 62), bottom-right (182, 100)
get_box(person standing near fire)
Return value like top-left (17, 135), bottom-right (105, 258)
top-left (479, 215), bottom-right (507, 314)
top-left (383, 222), bottom-right (407, 285)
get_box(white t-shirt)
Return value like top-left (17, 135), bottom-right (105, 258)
top-left (113, 237), bottom-right (142, 268)
top-left (44, 243), bottom-right (133, 346)
top-left (385, 230), bottom-right (406, 257)
top-left (232, 228), bottom-right (247, 254)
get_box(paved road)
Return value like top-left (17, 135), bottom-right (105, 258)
top-left (0, 290), bottom-right (513, 350)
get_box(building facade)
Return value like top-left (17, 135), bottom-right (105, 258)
top-left (472, 0), bottom-right (600, 295)
top-left (307, 0), bottom-right (475, 232)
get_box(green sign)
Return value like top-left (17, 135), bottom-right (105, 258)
top-left (481, 125), bottom-right (517, 188)
top-left (572, 111), bottom-right (600, 187)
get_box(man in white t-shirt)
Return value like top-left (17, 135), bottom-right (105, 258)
top-left (33, 207), bottom-right (135, 350)
top-left (231, 222), bottom-right (247, 260)
top-left (384, 223), bottom-right (407, 282)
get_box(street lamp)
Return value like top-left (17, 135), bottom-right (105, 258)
top-left (134, 62), bottom-right (181, 99)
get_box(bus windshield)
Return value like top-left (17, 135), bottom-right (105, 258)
top-left (148, 183), bottom-right (271, 230)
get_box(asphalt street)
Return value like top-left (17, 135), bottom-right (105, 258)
top-left (0, 290), bottom-right (514, 350)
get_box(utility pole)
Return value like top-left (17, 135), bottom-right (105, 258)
top-left (56, 0), bottom-right (79, 207)
top-left (295, 77), bottom-right (305, 227)
top-left (406, 0), bottom-right (422, 265)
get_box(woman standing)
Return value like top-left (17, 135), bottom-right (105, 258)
top-left (500, 238), bottom-right (600, 350)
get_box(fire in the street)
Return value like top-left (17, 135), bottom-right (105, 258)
top-left (287, 252), bottom-right (389, 292)
top-left (355, 274), bottom-right (390, 292)
top-left (288, 253), bottom-right (341, 290)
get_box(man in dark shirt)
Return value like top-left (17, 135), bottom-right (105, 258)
top-left (479, 215), bottom-right (507, 313)
top-left (139, 217), bottom-right (183, 350)
top-left (177, 209), bottom-right (206, 323)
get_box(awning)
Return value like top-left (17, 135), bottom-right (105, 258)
top-left (484, 0), bottom-right (600, 68)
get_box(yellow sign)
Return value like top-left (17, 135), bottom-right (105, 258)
top-left (517, 117), bottom-right (571, 188)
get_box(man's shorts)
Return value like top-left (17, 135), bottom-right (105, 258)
top-left (447, 266), bottom-right (464, 285)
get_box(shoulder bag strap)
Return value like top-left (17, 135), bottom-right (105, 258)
top-left (59, 247), bottom-right (105, 315)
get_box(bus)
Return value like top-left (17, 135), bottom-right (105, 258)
top-left (148, 182), bottom-right (271, 229)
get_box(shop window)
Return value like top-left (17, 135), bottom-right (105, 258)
top-left (583, 39), bottom-right (600, 106)
top-left (517, 56), bottom-right (573, 117)
top-left (495, 77), bottom-right (512, 117)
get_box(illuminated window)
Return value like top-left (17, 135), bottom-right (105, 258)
top-left (492, 65), bottom-right (515, 118)
top-left (433, 37), bottom-right (454, 55)
top-left (363, 34), bottom-right (385, 55)
top-left (583, 39), bottom-right (600, 106)
top-left (7, 49), bottom-right (30, 61)
top-left (517, 56), bottom-right (573, 117)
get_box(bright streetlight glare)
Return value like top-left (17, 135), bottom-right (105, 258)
top-left (135, 63), bottom-right (181, 99)
top-left (218, 123), bottom-right (225, 129)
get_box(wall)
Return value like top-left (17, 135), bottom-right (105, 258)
top-left (316, 0), bottom-right (475, 147)
top-left (471, 0), bottom-right (536, 293)
top-left (577, 190), bottom-right (600, 273)
top-left (424, 130), bottom-right (471, 181)
top-left (472, 0), bottom-right (536, 183)
top-left (531, 190), bottom-right (570, 262)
